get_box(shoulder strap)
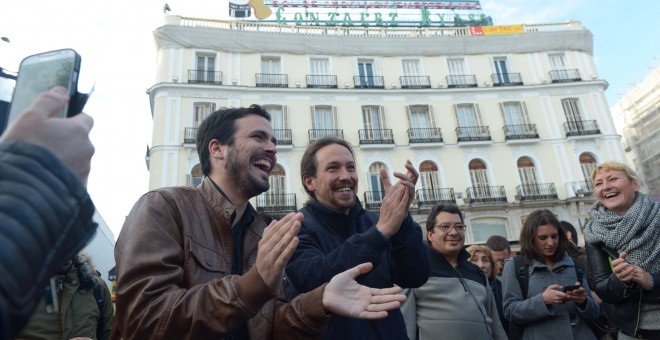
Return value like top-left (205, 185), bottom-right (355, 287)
top-left (93, 283), bottom-right (104, 340)
top-left (513, 255), bottom-right (529, 299)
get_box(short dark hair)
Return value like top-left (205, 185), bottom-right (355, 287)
top-left (300, 136), bottom-right (355, 199)
top-left (519, 209), bottom-right (569, 264)
top-left (425, 203), bottom-right (464, 232)
top-left (560, 221), bottom-right (578, 245)
top-left (486, 235), bottom-right (511, 253)
top-left (196, 105), bottom-right (270, 176)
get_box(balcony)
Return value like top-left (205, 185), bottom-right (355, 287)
top-left (516, 183), bottom-right (558, 201)
top-left (256, 73), bottom-right (288, 87)
top-left (400, 76), bottom-right (431, 89)
top-left (456, 126), bottom-right (491, 142)
top-left (364, 191), bottom-right (383, 210)
top-left (306, 75), bottom-right (338, 88)
top-left (274, 129), bottom-right (292, 145)
top-left (466, 186), bottom-right (507, 204)
top-left (549, 69), bottom-right (581, 83)
top-left (308, 129), bottom-right (344, 143)
top-left (569, 180), bottom-right (594, 198)
top-left (408, 128), bottom-right (443, 143)
top-left (416, 188), bottom-right (456, 208)
top-left (563, 120), bottom-right (600, 137)
top-left (255, 193), bottom-right (297, 215)
top-left (188, 70), bottom-right (223, 85)
top-left (503, 124), bottom-right (539, 140)
top-left (491, 72), bottom-right (523, 86)
top-left (184, 127), bottom-right (198, 144)
top-left (353, 76), bottom-right (385, 89)
top-left (358, 129), bottom-right (394, 145)
top-left (446, 74), bottom-right (478, 88)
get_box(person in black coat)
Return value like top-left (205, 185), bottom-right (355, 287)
top-left (0, 87), bottom-right (97, 340)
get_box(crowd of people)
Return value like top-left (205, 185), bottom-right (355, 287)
top-left (2, 90), bottom-right (659, 339)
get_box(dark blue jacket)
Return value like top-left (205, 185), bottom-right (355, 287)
top-left (285, 199), bottom-right (429, 340)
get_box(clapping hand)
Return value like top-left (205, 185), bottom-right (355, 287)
top-left (322, 262), bottom-right (406, 319)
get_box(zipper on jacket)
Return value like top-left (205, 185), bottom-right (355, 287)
top-left (634, 290), bottom-right (643, 337)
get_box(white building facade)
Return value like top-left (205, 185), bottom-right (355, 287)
top-left (610, 64), bottom-right (660, 200)
top-left (146, 16), bottom-right (625, 247)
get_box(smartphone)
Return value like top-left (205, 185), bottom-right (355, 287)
top-left (3, 49), bottom-right (81, 130)
top-left (562, 284), bottom-right (580, 293)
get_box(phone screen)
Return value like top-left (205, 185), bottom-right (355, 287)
top-left (6, 49), bottom-right (80, 126)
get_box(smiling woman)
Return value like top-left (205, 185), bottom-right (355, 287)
top-left (584, 161), bottom-right (660, 339)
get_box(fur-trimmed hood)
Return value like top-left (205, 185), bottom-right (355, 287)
top-left (72, 253), bottom-right (101, 290)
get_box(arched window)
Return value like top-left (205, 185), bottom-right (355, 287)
top-left (579, 153), bottom-right (598, 183)
top-left (517, 157), bottom-right (539, 195)
top-left (469, 159), bottom-right (490, 198)
top-left (368, 162), bottom-right (387, 201)
top-left (258, 164), bottom-right (286, 209)
top-left (419, 161), bottom-right (441, 202)
top-left (189, 164), bottom-right (203, 186)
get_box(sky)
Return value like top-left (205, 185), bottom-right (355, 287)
top-left (1, 0), bottom-right (658, 239)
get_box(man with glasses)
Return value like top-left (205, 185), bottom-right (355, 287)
top-left (401, 203), bottom-right (507, 340)
top-left (486, 235), bottom-right (511, 278)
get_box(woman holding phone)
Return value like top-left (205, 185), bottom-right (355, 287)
top-left (584, 161), bottom-right (660, 339)
top-left (502, 209), bottom-right (599, 340)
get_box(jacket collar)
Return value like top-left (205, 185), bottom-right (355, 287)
top-left (199, 176), bottom-right (261, 238)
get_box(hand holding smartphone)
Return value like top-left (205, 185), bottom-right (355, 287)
top-left (2, 49), bottom-right (82, 132)
top-left (561, 284), bottom-right (580, 293)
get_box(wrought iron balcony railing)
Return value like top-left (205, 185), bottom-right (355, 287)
top-left (563, 120), bottom-right (600, 137)
top-left (308, 129), bottom-right (344, 142)
top-left (408, 128), bottom-right (443, 143)
top-left (416, 188), bottom-right (456, 208)
top-left (446, 74), bottom-right (478, 88)
top-left (466, 186), bottom-right (507, 204)
top-left (569, 180), bottom-right (594, 197)
top-left (364, 191), bottom-right (384, 210)
top-left (516, 183), bottom-right (558, 201)
top-left (491, 72), bottom-right (523, 86)
top-left (256, 73), bottom-right (288, 87)
top-left (353, 76), bottom-right (385, 89)
top-left (456, 126), bottom-right (491, 142)
top-left (188, 70), bottom-right (223, 85)
top-left (306, 75), bottom-right (338, 88)
top-left (503, 124), bottom-right (539, 140)
top-left (549, 69), bottom-right (581, 82)
top-left (255, 193), bottom-right (297, 214)
top-left (358, 129), bottom-right (394, 145)
top-left (274, 129), bottom-right (292, 145)
top-left (184, 127), bottom-right (198, 144)
top-left (400, 76), bottom-right (431, 89)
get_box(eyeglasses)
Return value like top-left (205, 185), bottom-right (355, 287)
top-left (434, 224), bottom-right (466, 233)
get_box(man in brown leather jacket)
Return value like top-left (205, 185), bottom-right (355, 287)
top-left (112, 105), bottom-right (405, 339)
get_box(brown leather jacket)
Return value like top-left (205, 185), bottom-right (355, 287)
top-left (113, 177), bottom-right (329, 339)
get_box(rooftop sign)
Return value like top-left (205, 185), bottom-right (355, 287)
top-left (228, 0), bottom-right (491, 27)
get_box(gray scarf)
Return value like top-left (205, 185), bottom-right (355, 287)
top-left (584, 192), bottom-right (660, 274)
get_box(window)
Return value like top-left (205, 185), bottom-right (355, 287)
top-left (493, 57), bottom-right (510, 83)
top-left (407, 105), bottom-right (434, 129)
top-left (258, 164), bottom-right (287, 208)
top-left (194, 102), bottom-right (216, 127)
top-left (195, 54), bottom-right (216, 83)
top-left (517, 157), bottom-right (539, 195)
top-left (562, 98), bottom-right (583, 123)
top-left (579, 153), bottom-right (598, 183)
top-left (362, 106), bottom-right (386, 130)
top-left (401, 59), bottom-right (422, 87)
top-left (261, 56), bottom-right (281, 74)
top-left (264, 105), bottom-right (287, 130)
top-left (311, 105), bottom-right (337, 130)
top-left (455, 104), bottom-right (483, 127)
top-left (469, 159), bottom-right (490, 198)
top-left (310, 57), bottom-right (330, 75)
top-left (357, 59), bottom-right (375, 86)
top-left (470, 218), bottom-right (507, 243)
top-left (419, 161), bottom-right (442, 202)
top-left (447, 58), bottom-right (466, 75)
top-left (548, 54), bottom-right (567, 71)
top-left (368, 162), bottom-right (387, 200)
top-left (189, 164), bottom-right (203, 186)
top-left (500, 101), bottom-right (534, 135)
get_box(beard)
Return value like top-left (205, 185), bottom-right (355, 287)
top-left (224, 148), bottom-right (271, 197)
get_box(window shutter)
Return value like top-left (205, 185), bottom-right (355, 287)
top-left (332, 106), bottom-right (338, 129)
top-left (475, 103), bottom-right (484, 125)
top-left (428, 105), bottom-right (436, 128)
top-left (283, 105), bottom-right (288, 128)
